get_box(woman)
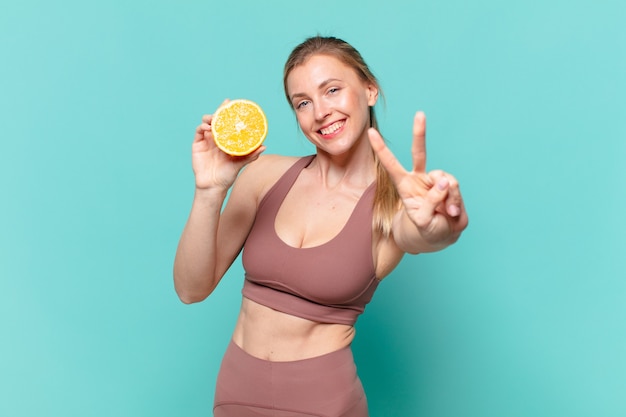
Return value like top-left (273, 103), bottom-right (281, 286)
top-left (174, 36), bottom-right (468, 417)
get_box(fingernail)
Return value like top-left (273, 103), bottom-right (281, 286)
top-left (448, 205), bottom-right (460, 216)
top-left (437, 177), bottom-right (449, 190)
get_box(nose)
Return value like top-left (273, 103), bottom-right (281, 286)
top-left (314, 100), bottom-right (331, 121)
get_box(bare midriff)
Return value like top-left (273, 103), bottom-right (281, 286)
top-left (231, 297), bottom-right (356, 362)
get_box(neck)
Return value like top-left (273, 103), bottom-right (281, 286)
top-left (311, 140), bottom-right (376, 190)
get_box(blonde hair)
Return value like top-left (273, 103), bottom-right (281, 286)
top-left (283, 35), bottom-right (399, 236)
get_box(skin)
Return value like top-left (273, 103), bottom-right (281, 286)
top-left (173, 54), bottom-right (468, 361)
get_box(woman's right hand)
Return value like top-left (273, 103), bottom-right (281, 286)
top-left (192, 100), bottom-right (266, 191)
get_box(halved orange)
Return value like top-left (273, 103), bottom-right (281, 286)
top-left (211, 99), bottom-right (268, 156)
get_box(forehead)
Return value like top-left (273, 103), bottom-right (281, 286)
top-left (286, 54), bottom-right (361, 93)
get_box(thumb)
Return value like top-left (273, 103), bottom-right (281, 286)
top-left (414, 176), bottom-right (450, 227)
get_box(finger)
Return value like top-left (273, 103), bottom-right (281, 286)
top-left (194, 122), bottom-right (212, 142)
top-left (429, 170), bottom-right (463, 217)
top-left (368, 127), bottom-right (408, 183)
top-left (412, 111), bottom-right (427, 173)
top-left (243, 145), bottom-right (266, 162)
top-left (224, 146), bottom-right (267, 174)
top-left (415, 176), bottom-right (451, 227)
top-left (194, 124), bottom-right (206, 142)
top-left (443, 175), bottom-right (463, 217)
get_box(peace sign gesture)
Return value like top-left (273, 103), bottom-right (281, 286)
top-left (368, 111), bottom-right (468, 252)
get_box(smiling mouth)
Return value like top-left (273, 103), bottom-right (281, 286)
top-left (319, 120), bottom-right (345, 135)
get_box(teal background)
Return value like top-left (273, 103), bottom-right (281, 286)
top-left (1, 0), bottom-right (624, 416)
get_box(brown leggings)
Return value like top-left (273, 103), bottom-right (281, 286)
top-left (214, 340), bottom-right (369, 417)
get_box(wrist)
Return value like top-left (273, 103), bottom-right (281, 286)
top-left (193, 185), bottom-right (229, 202)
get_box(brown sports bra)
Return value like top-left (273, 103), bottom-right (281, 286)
top-left (241, 155), bottom-right (380, 326)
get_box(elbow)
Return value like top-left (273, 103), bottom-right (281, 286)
top-left (179, 295), bottom-right (203, 305)
top-left (173, 274), bottom-right (212, 304)
top-left (176, 288), bottom-right (210, 305)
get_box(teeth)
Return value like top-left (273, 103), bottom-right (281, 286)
top-left (320, 121), bottom-right (344, 135)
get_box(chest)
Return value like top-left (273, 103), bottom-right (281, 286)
top-left (274, 183), bottom-right (362, 249)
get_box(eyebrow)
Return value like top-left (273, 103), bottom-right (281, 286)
top-left (290, 78), bottom-right (342, 102)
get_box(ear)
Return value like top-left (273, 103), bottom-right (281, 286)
top-left (366, 83), bottom-right (379, 106)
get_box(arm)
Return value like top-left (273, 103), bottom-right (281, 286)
top-left (173, 109), bottom-right (265, 304)
top-left (369, 111), bottom-right (468, 255)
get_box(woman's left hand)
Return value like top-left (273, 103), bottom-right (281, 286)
top-left (368, 111), bottom-right (468, 250)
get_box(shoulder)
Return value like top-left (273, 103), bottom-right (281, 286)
top-left (242, 154), bottom-right (301, 176)
top-left (239, 154), bottom-right (303, 185)
top-left (234, 153), bottom-right (308, 204)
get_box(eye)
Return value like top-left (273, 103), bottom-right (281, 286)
top-left (296, 100), bottom-right (310, 110)
top-left (328, 87), bottom-right (340, 95)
